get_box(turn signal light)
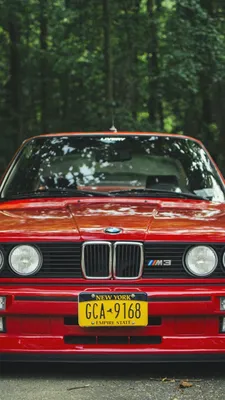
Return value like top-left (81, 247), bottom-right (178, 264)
top-left (220, 297), bottom-right (225, 311)
top-left (0, 317), bottom-right (5, 332)
top-left (0, 297), bottom-right (6, 310)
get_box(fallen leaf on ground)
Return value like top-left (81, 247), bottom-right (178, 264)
top-left (67, 385), bottom-right (90, 391)
top-left (179, 380), bottom-right (193, 388)
top-left (161, 377), bottom-right (175, 382)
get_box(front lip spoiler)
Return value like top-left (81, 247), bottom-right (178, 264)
top-left (2, 353), bottom-right (225, 363)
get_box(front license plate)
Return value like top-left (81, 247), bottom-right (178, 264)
top-left (78, 292), bottom-right (148, 327)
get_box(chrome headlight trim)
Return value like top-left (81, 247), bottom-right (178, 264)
top-left (9, 245), bottom-right (43, 276)
top-left (222, 251), bottom-right (225, 269)
top-left (0, 250), bottom-right (4, 271)
top-left (184, 245), bottom-right (218, 277)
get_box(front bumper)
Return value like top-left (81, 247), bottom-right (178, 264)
top-left (1, 284), bottom-right (225, 362)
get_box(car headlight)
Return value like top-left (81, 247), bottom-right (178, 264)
top-left (9, 245), bottom-right (42, 276)
top-left (185, 245), bottom-right (217, 277)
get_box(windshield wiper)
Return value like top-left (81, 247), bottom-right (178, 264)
top-left (108, 188), bottom-right (208, 201)
top-left (3, 188), bottom-right (113, 199)
top-left (2, 188), bottom-right (210, 201)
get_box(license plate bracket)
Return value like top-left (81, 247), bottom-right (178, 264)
top-left (78, 292), bottom-right (148, 328)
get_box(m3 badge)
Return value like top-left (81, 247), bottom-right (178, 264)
top-left (148, 259), bottom-right (172, 266)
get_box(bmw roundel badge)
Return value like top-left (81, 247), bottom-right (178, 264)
top-left (104, 227), bottom-right (122, 234)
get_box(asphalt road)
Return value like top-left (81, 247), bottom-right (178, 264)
top-left (0, 362), bottom-right (225, 400)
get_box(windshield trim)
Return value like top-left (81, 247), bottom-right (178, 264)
top-left (1, 134), bottom-right (224, 201)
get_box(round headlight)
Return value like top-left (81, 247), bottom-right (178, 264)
top-left (9, 245), bottom-right (42, 276)
top-left (185, 245), bottom-right (217, 277)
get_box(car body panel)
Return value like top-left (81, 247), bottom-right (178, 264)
top-left (1, 132), bottom-right (225, 361)
top-left (0, 283), bottom-right (225, 361)
top-left (0, 197), bottom-right (224, 242)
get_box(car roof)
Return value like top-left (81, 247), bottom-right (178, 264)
top-left (26, 131), bottom-right (202, 145)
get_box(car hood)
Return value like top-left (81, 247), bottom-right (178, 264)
top-left (0, 198), bottom-right (224, 241)
top-left (0, 199), bottom-right (225, 241)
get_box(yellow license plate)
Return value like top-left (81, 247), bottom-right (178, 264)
top-left (78, 292), bottom-right (148, 327)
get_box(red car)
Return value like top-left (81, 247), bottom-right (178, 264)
top-left (0, 131), bottom-right (225, 362)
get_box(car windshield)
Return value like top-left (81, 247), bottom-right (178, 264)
top-left (1, 135), bottom-right (225, 202)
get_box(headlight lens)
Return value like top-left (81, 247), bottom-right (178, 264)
top-left (9, 245), bottom-right (42, 276)
top-left (185, 245), bottom-right (217, 276)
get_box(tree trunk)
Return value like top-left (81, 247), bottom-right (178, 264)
top-left (131, 0), bottom-right (140, 121)
top-left (213, 81), bottom-right (225, 172)
top-left (147, 0), bottom-right (163, 130)
top-left (7, 4), bottom-right (21, 147)
top-left (103, 0), bottom-right (113, 108)
top-left (200, 0), bottom-right (214, 15)
top-left (201, 85), bottom-right (213, 144)
top-left (40, 0), bottom-right (48, 132)
top-left (199, 1), bottom-right (214, 151)
top-left (183, 96), bottom-right (202, 139)
top-left (61, 0), bottom-right (71, 126)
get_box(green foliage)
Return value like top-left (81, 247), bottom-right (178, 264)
top-left (0, 0), bottom-right (225, 171)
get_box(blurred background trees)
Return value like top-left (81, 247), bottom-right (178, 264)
top-left (1, 0), bottom-right (225, 171)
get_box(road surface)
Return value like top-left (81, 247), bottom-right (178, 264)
top-left (0, 361), bottom-right (224, 400)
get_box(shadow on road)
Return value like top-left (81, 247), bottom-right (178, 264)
top-left (0, 361), bottom-right (225, 381)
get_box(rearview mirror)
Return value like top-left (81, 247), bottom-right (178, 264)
top-left (95, 149), bottom-right (132, 163)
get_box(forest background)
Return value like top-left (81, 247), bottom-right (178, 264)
top-left (1, 0), bottom-right (225, 173)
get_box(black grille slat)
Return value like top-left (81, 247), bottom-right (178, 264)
top-left (130, 336), bottom-right (162, 344)
top-left (98, 336), bottom-right (128, 345)
top-left (143, 243), bottom-right (225, 278)
top-left (148, 317), bottom-right (162, 325)
top-left (65, 336), bottom-right (96, 345)
top-left (83, 242), bottom-right (111, 278)
top-left (114, 243), bottom-right (143, 278)
top-left (1, 241), bottom-right (225, 279)
top-left (64, 336), bottom-right (162, 345)
top-left (0, 243), bottom-right (82, 278)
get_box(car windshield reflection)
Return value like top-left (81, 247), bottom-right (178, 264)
top-left (1, 135), bottom-right (225, 202)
